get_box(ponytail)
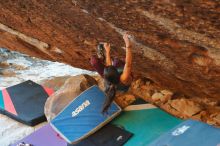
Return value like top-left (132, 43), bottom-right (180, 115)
top-left (102, 66), bottom-right (120, 113)
top-left (102, 80), bottom-right (116, 113)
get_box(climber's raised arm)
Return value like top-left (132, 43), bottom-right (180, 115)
top-left (120, 33), bottom-right (132, 85)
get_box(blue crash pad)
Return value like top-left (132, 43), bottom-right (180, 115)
top-left (50, 85), bottom-right (121, 144)
top-left (149, 119), bottom-right (220, 146)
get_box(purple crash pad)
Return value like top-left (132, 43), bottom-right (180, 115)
top-left (11, 124), bottom-right (66, 146)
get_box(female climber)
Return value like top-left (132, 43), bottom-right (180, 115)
top-left (90, 33), bottom-right (133, 113)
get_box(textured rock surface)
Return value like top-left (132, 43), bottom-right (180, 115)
top-left (1, 0), bottom-right (220, 101)
top-left (169, 99), bottom-right (203, 117)
top-left (44, 74), bottom-right (97, 121)
top-left (0, 48), bottom-right (94, 89)
top-left (130, 77), bottom-right (220, 126)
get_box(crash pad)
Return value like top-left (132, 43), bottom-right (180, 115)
top-left (149, 119), bottom-right (220, 146)
top-left (10, 124), bottom-right (66, 146)
top-left (50, 85), bottom-right (121, 144)
top-left (68, 124), bottom-right (133, 146)
top-left (0, 80), bottom-right (53, 126)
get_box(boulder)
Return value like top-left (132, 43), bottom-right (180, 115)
top-left (211, 113), bottom-right (220, 125)
top-left (214, 114), bottom-right (220, 125)
top-left (151, 90), bottom-right (173, 103)
top-left (169, 99), bottom-right (202, 117)
top-left (44, 74), bottom-right (97, 121)
top-left (115, 94), bottom-right (136, 108)
top-left (151, 92), bottom-right (164, 101)
top-left (40, 76), bottom-right (71, 91)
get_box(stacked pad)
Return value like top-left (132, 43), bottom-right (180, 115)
top-left (149, 119), bottom-right (220, 146)
top-left (0, 80), bottom-right (53, 126)
top-left (50, 85), bottom-right (122, 144)
top-left (112, 102), bottom-right (183, 146)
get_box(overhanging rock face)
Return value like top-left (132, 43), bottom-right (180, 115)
top-left (0, 0), bottom-right (220, 100)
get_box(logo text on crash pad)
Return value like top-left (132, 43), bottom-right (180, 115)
top-left (172, 125), bottom-right (190, 136)
top-left (72, 100), bottom-right (91, 117)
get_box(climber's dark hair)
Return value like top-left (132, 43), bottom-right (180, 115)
top-left (102, 66), bottom-right (120, 113)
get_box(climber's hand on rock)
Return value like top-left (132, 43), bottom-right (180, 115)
top-left (104, 43), bottom-right (111, 53)
top-left (123, 33), bottom-right (132, 48)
